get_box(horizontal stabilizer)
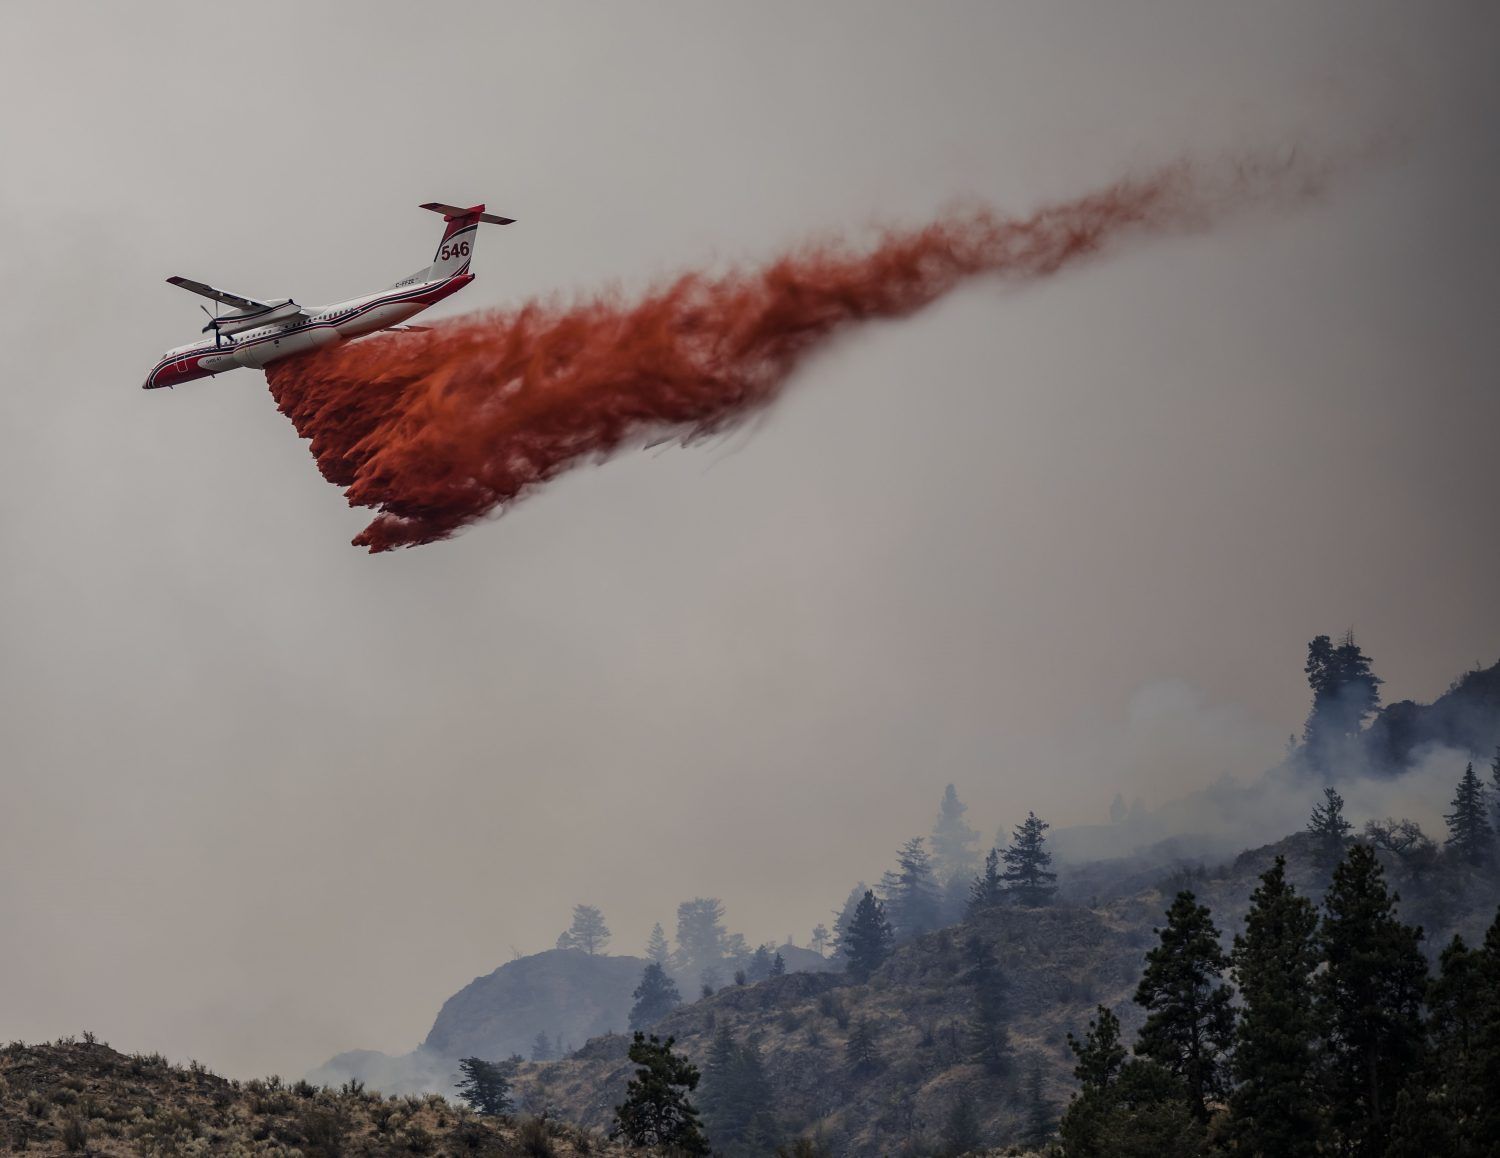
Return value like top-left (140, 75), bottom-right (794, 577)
top-left (419, 202), bottom-right (514, 225)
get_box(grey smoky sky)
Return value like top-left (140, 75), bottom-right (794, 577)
top-left (1, 1), bottom-right (1497, 1079)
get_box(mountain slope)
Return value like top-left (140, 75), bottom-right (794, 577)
top-left (0, 1038), bottom-right (618, 1156)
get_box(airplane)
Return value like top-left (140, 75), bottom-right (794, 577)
top-left (142, 202), bottom-right (513, 390)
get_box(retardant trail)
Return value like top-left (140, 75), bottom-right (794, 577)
top-left (264, 159), bottom-right (1295, 551)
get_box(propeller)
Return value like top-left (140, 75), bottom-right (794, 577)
top-left (199, 303), bottom-right (222, 348)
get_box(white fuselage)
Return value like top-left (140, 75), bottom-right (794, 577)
top-left (143, 272), bottom-right (470, 390)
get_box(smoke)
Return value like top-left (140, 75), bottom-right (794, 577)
top-left (265, 153), bottom-right (1327, 551)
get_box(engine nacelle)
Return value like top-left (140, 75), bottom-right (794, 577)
top-left (213, 300), bottom-right (302, 335)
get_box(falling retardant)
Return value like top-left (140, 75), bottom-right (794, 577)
top-left (264, 157), bottom-right (1316, 551)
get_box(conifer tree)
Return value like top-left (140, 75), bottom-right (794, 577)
top-left (966, 848), bottom-right (1004, 917)
top-left (747, 944), bottom-right (775, 982)
top-left (1444, 762), bottom-right (1493, 866)
top-left (1490, 747), bottom-right (1500, 831)
top-left (842, 891), bottom-right (893, 982)
top-left (941, 1094), bottom-right (983, 1156)
top-left (530, 1032), bottom-right (555, 1062)
top-left (1001, 812), bottom-right (1057, 907)
top-left (1387, 934), bottom-right (1488, 1157)
top-left (1227, 856), bottom-right (1325, 1155)
top-left (629, 961), bottom-right (682, 1031)
top-left (674, 897), bottom-right (729, 985)
top-left (611, 1033), bottom-right (709, 1154)
top-left (1316, 843), bottom-right (1427, 1157)
top-left (1022, 1054), bottom-right (1054, 1147)
top-left (1067, 1006), bottom-right (1126, 1090)
top-left (454, 1057), bottom-right (514, 1116)
top-left (879, 837), bottom-right (942, 939)
top-left (1302, 631), bottom-right (1381, 770)
top-left (845, 1018), bottom-right (881, 1075)
top-left (1059, 1008), bottom-right (1202, 1158)
top-left (1473, 906), bottom-right (1500, 1143)
top-left (557, 904), bottom-right (611, 954)
top-left (931, 784), bottom-right (981, 885)
top-left (809, 923), bottom-right (830, 958)
top-left (645, 922), bottom-right (670, 965)
top-left (830, 884), bottom-right (867, 957)
top-left (1132, 890), bottom-right (1235, 1121)
top-left (770, 951), bottom-right (786, 977)
top-left (964, 932), bottom-right (1012, 1074)
top-left (1307, 786), bottom-right (1353, 855)
top-left (700, 1026), bottom-right (778, 1157)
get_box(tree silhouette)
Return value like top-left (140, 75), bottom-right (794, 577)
top-left (611, 1033), bottom-right (709, 1154)
top-left (629, 962), bottom-right (682, 1032)
top-left (1317, 844), bottom-right (1427, 1156)
top-left (645, 922), bottom-right (670, 965)
top-left (1133, 891), bottom-right (1235, 1121)
top-left (1444, 762), bottom-right (1493, 865)
top-left (967, 848), bottom-right (1004, 917)
top-left (1302, 631), bottom-right (1381, 771)
top-left (1002, 812), bottom-right (1057, 906)
top-left (1228, 856), bottom-right (1324, 1155)
top-left (454, 1057), bottom-right (514, 1116)
top-left (842, 891), bottom-right (893, 982)
top-left (556, 904), bottom-right (611, 954)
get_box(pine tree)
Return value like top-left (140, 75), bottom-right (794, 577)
top-left (454, 1057), bottom-right (514, 1116)
top-left (747, 944), bottom-right (775, 982)
top-left (1067, 1006), bottom-right (1126, 1090)
top-left (1444, 762), bottom-right (1493, 866)
top-left (629, 961), bottom-right (682, 1031)
top-left (831, 884), bottom-right (867, 957)
top-left (1133, 890), bottom-right (1235, 1121)
top-left (1307, 786), bottom-right (1353, 865)
top-left (966, 848), bottom-right (1004, 917)
top-left (879, 837), bottom-right (941, 940)
top-left (842, 891), bottom-right (893, 982)
top-left (809, 923), bottom-right (830, 958)
top-left (770, 951), bottom-right (786, 977)
top-left (645, 922), bottom-right (670, 965)
top-left (557, 904), bottom-right (611, 954)
top-left (700, 1027), bottom-right (777, 1157)
top-left (1302, 631), bottom-right (1382, 770)
top-left (1317, 843), bottom-right (1427, 1157)
top-left (1474, 906), bottom-right (1500, 1143)
top-left (530, 1032), bottom-right (555, 1062)
top-left (1060, 1009), bottom-right (1202, 1158)
top-left (1387, 934), bottom-right (1489, 1157)
top-left (1022, 1054), bottom-right (1054, 1147)
top-left (1001, 812), bottom-right (1057, 906)
top-left (845, 1018), bottom-right (880, 1075)
top-left (1059, 1060), bottom-right (1204, 1158)
top-left (941, 1094), bottom-right (982, 1156)
top-left (965, 932), bottom-right (1012, 1074)
top-left (1490, 747), bottom-right (1500, 832)
top-left (1227, 856), bottom-right (1325, 1155)
top-left (611, 1033), bottom-right (710, 1154)
top-left (674, 897), bottom-right (728, 985)
top-left (931, 784), bottom-right (981, 885)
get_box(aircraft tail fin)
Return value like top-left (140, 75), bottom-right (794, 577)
top-left (391, 203), bottom-right (515, 288)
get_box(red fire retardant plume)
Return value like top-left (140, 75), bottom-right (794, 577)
top-left (263, 164), bottom-right (1236, 551)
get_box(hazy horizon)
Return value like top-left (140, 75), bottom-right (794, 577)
top-left (2, 1), bottom-right (1497, 1080)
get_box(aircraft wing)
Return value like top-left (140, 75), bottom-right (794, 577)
top-left (166, 276), bottom-right (272, 313)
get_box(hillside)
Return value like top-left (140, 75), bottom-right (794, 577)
top-left (1363, 659), bottom-right (1500, 773)
top-left (514, 905), bottom-right (1145, 1155)
top-left (315, 945), bottom-right (837, 1097)
top-left (511, 831), bottom-right (1500, 1156)
top-left (0, 1038), bottom-right (620, 1156)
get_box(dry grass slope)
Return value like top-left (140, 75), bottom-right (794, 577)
top-left (0, 1038), bottom-right (623, 1157)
